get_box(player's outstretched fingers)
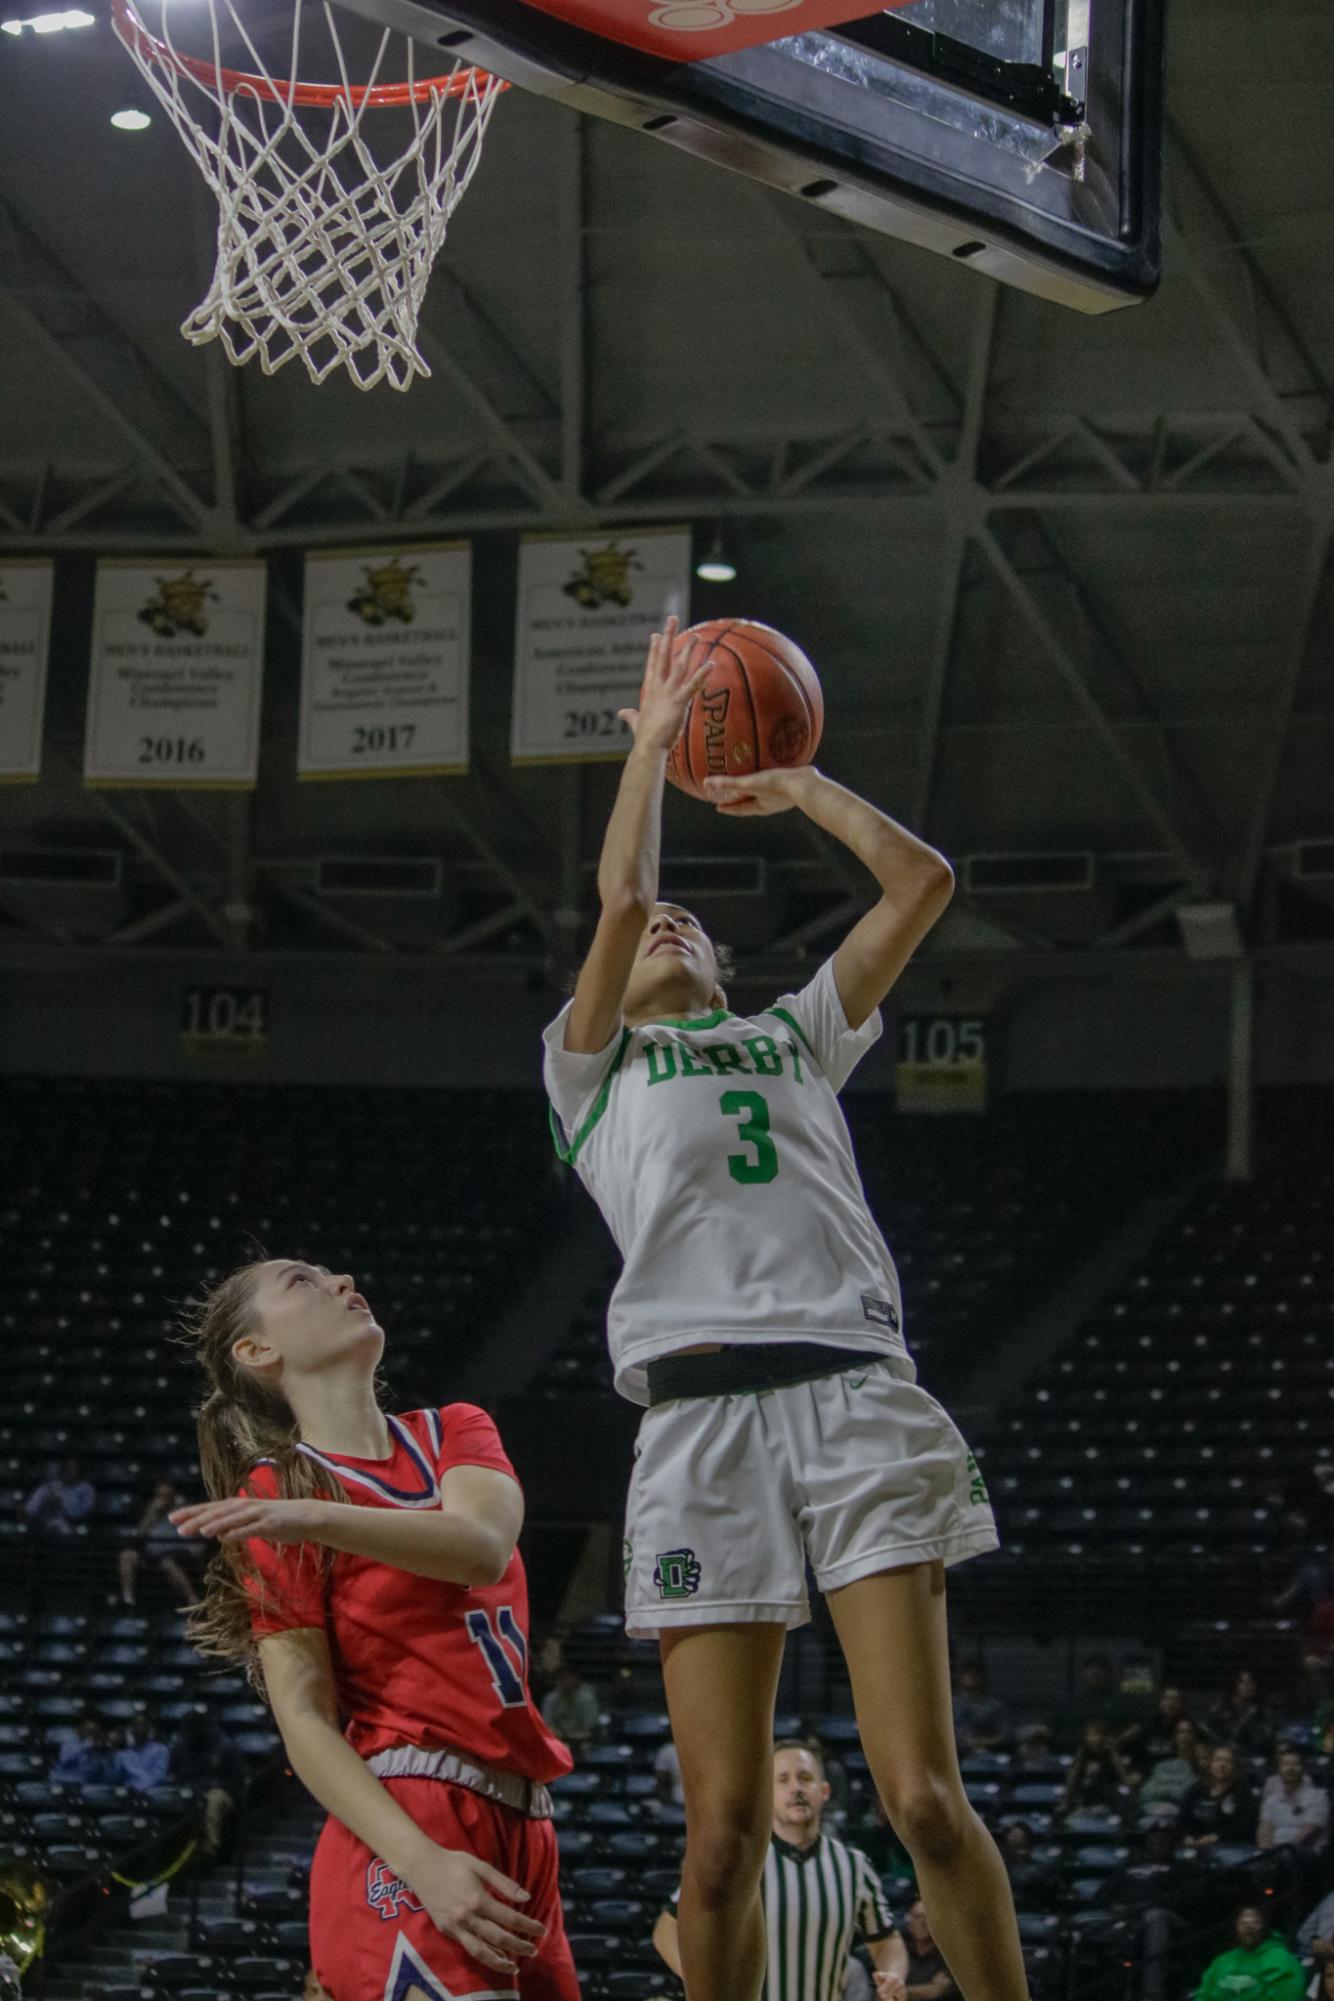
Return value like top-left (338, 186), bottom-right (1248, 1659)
top-left (459, 1928), bottom-right (519, 1976)
top-left (471, 1913), bottom-right (541, 1959)
top-left (477, 1887), bottom-right (546, 1947)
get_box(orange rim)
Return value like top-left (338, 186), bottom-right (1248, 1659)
top-left (110, 0), bottom-right (504, 106)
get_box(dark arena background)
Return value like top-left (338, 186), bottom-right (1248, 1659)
top-left (2, 0), bottom-right (1334, 1994)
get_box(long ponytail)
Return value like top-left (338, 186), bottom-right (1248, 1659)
top-left (180, 1263), bottom-right (344, 1688)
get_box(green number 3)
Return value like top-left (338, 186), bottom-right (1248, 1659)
top-left (720, 1089), bottom-right (779, 1184)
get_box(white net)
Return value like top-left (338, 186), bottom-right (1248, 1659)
top-left (112, 0), bottom-right (504, 391)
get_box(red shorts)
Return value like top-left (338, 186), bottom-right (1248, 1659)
top-left (308, 1778), bottom-right (580, 2001)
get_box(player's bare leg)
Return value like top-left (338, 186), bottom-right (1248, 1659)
top-left (828, 1562), bottom-right (1029, 2001)
top-left (660, 1622), bottom-right (787, 2001)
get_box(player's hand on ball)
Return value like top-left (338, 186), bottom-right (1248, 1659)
top-left (169, 1496), bottom-right (333, 1546)
top-left (703, 768), bottom-right (810, 816)
top-left (619, 616), bottom-right (711, 752)
top-left (409, 1847), bottom-right (546, 1974)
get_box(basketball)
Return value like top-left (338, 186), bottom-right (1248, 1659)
top-left (665, 619), bottom-right (824, 802)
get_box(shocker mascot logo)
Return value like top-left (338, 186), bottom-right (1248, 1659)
top-left (653, 1548), bottom-right (702, 1600)
top-left (562, 539), bottom-right (643, 610)
top-left (347, 556), bottom-right (423, 627)
top-left (137, 568), bottom-right (218, 639)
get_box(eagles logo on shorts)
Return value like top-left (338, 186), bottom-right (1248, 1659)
top-left (366, 1856), bottom-right (424, 1921)
top-left (653, 1547), bottom-right (702, 1599)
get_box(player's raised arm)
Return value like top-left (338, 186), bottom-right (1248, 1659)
top-left (563, 619), bottom-right (710, 1054)
top-left (704, 766), bottom-right (954, 1028)
top-left (172, 1462), bottom-right (524, 1589)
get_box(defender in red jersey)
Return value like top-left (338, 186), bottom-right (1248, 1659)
top-left (172, 1259), bottom-right (579, 2001)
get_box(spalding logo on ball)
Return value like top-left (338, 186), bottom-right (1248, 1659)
top-left (665, 619), bottom-right (824, 801)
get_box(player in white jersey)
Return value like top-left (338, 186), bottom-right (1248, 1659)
top-left (542, 622), bottom-right (1028, 2001)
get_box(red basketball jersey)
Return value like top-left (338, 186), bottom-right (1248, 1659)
top-left (243, 1405), bottom-right (572, 1784)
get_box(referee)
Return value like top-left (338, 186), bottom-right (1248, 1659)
top-left (653, 1740), bottom-right (908, 2001)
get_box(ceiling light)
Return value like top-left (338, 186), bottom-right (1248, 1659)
top-left (695, 529), bottom-right (736, 584)
top-left (110, 107), bottom-right (152, 130)
top-left (1, 7), bottom-right (94, 30)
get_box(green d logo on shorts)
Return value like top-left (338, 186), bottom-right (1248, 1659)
top-left (653, 1548), bottom-right (702, 1600)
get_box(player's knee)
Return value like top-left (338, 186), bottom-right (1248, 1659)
top-left (682, 1807), bottom-right (770, 1907)
top-left (881, 1771), bottom-right (969, 1865)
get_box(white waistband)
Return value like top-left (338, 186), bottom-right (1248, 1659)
top-left (367, 1744), bottom-right (553, 1820)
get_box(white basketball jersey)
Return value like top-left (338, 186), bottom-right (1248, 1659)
top-left (543, 958), bottom-right (910, 1405)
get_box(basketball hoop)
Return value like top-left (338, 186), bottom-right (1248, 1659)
top-left (111, 0), bottom-right (506, 391)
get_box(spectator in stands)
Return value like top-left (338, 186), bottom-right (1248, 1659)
top-left (118, 1481), bottom-right (200, 1609)
top-left (1059, 1718), bottom-right (1138, 1816)
top-left (1111, 1823), bottom-right (1200, 2001)
top-left (1141, 1718), bottom-right (1206, 1813)
top-left (1178, 1743), bottom-right (1257, 1852)
top-left (1297, 1885), bottom-right (1334, 1976)
top-left (1131, 1685), bottom-right (1197, 1767)
top-left (1114, 1820), bottom-right (1194, 1898)
top-left (114, 1711), bottom-right (171, 1794)
top-left (23, 1455), bottom-right (95, 1536)
top-left (1057, 1654), bottom-right (1122, 1748)
top-left (48, 1712), bottom-right (112, 1788)
top-left (1306, 1583), bottom-right (1334, 1670)
top-left (1013, 1718), bottom-right (1058, 1768)
top-left (1207, 1669), bottom-right (1274, 1758)
top-left (171, 1707), bottom-right (244, 1859)
top-left (1193, 1903), bottom-right (1304, 2001)
top-left (540, 1664), bottom-right (601, 1748)
top-left (901, 1898), bottom-right (959, 2001)
top-left (1257, 1746), bottom-right (1330, 1855)
top-left (952, 1663), bottom-right (1008, 1755)
top-left (1000, 1823), bottom-right (1058, 1908)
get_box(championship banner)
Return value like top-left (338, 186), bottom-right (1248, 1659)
top-left (84, 558), bottom-right (266, 788)
top-left (298, 543), bottom-right (471, 780)
top-left (510, 527), bottom-right (690, 764)
top-left (895, 1015), bottom-right (989, 1114)
top-left (0, 560), bottom-right (54, 783)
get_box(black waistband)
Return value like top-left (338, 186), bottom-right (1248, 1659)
top-left (645, 1342), bottom-right (875, 1407)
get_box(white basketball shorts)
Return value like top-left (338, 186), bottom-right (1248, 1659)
top-left (622, 1353), bottom-right (999, 1638)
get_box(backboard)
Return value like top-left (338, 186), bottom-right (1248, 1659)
top-left (336, 0), bottom-right (1163, 313)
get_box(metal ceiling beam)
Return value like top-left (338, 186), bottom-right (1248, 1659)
top-left (430, 265), bottom-right (561, 425)
top-left (431, 780), bottom-right (561, 953)
top-left (911, 283), bottom-right (997, 832)
top-left (1165, 135), bottom-right (1326, 485)
top-left (1093, 882), bottom-right (1193, 950)
top-left (1027, 521), bottom-right (1232, 877)
top-left (0, 196), bottom-right (213, 529)
top-left (739, 189), bottom-right (942, 476)
top-left (1236, 524), bottom-right (1333, 911)
top-left (415, 327), bottom-right (563, 511)
top-left (0, 474), bottom-right (1315, 553)
top-left (58, 772), bottom-right (237, 950)
top-left (974, 524), bottom-right (1210, 886)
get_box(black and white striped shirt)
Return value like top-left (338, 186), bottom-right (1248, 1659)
top-left (670, 1831), bottom-right (897, 2001)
